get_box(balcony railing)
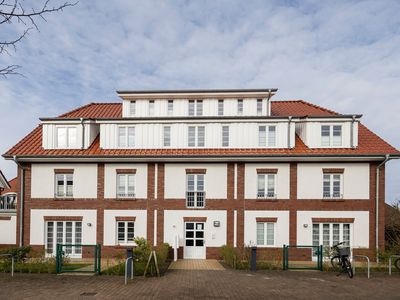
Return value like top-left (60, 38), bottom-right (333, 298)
top-left (323, 192), bottom-right (343, 199)
top-left (117, 192), bottom-right (136, 199)
top-left (186, 191), bottom-right (206, 208)
top-left (0, 194), bottom-right (17, 211)
top-left (257, 191), bottom-right (277, 199)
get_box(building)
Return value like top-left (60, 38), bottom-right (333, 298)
top-left (1, 89), bottom-right (399, 260)
top-left (0, 171), bottom-right (17, 246)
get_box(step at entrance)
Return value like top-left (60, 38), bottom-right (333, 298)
top-left (169, 259), bottom-right (225, 270)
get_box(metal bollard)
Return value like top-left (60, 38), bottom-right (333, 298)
top-left (126, 248), bottom-right (134, 278)
top-left (250, 246), bottom-right (257, 271)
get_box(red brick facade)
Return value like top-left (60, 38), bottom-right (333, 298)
top-left (13, 161), bottom-right (386, 260)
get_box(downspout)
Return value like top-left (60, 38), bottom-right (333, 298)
top-left (351, 115), bottom-right (356, 149)
top-left (266, 90), bottom-right (273, 116)
top-left (287, 116), bottom-right (292, 148)
top-left (13, 155), bottom-right (25, 247)
top-left (80, 118), bottom-right (85, 150)
top-left (376, 154), bottom-right (391, 263)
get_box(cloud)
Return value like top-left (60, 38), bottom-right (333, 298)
top-left (0, 0), bottom-right (399, 202)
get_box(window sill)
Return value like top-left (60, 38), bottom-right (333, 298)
top-left (256, 198), bottom-right (278, 202)
top-left (54, 197), bottom-right (74, 201)
top-left (322, 198), bottom-right (345, 202)
top-left (117, 198), bottom-right (137, 201)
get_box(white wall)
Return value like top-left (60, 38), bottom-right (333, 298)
top-left (103, 210), bottom-right (147, 246)
top-left (164, 210), bottom-right (227, 248)
top-left (104, 163), bottom-right (148, 199)
top-left (297, 211), bottom-right (369, 248)
top-left (164, 163), bottom-right (227, 199)
top-left (100, 121), bottom-right (292, 149)
top-left (244, 210), bottom-right (289, 247)
top-left (297, 163), bottom-right (370, 199)
top-left (245, 163), bottom-right (290, 199)
top-left (122, 98), bottom-right (270, 118)
top-left (30, 209), bottom-right (97, 245)
top-left (31, 163), bottom-right (98, 199)
top-left (0, 216), bottom-right (16, 244)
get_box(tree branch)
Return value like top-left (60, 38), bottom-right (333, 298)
top-left (0, 64), bottom-right (22, 77)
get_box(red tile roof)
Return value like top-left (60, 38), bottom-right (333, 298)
top-left (3, 100), bottom-right (399, 158)
top-left (0, 177), bottom-right (17, 195)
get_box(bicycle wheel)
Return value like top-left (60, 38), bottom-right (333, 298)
top-left (395, 258), bottom-right (400, 271)
top-left (330, 256), bottom-right (341, 271)
top-left (343, 259), bottom-right (353, 278)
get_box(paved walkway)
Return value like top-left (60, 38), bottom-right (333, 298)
top-left (169, 259), bottom-right (225, 270)
top-left (0, 269), bottom-right (399, 299)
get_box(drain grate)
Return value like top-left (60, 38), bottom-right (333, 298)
top-left (80, 292), bottom-right (97, 297)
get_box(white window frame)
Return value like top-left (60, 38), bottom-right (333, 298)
top-left (237, 99), bottom-right (243, 115)
top-left (148, 100), bottom-right (155, 116)
top-left (258, 125), bottom-right (276, 147)
top-left (55, 173), bottom-right (73, 198)
top-left (188, 100), bottom-right (203, 116)
top-left (116, 174), bottom-right (135, 198)
top-left (116, 221), bottom-right (135, 245)
top-left (256, 222), bottom-right (276, 247)
top-left (129, 101), bottom-right (136, 116)
top-left (257, 99), bottom-right (263, 115)
top-left (118, 126), bottom-right (135, 148)
top-left (323, 173), bottom-right (343, 199)
top-left (312, 223), bottom-right (352, 250)
top-left (321, 125), bottom-right (342, 147)
top-left (45, 220), bottom-right (82, 257)
top-left (222, 125), bottom-right (229, 147)
top-left (218, 99), bottom-right (224, 116)
top-left (56, 127), bottom-right (77, 148)
top-left (167, 100), bottom-right (174, 116)
top-left (188, 126), bottom-right (205, 147)
top-left (186, 174), bottom-right (206, 208)
top-left (163, 126), bottom-right (171, 147)
top-left (257, 174), bottom-right (277, 199)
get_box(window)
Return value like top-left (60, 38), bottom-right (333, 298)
top-left (323, 174), bottom-right (342, 199)
top-left (56, 127), bottom-right (77, 148)
top-left (45, 221), bottom-right (82, 256)
top-left (186, 174), bottom-right (205, 208)
top-left (237, 99), bottom-right (243, 115)
top-left (117, 221), bottom-right (135, 244)
top-left (188, 100), bottom-right (203, 116)
top-left (55, 174), bottom-right (73, 198)
top-left (129, 101), bottom-right (136, 116)
top-left (312, 223), bottom-right (351, 254)
top-left (257, 174), bottom-right (276, 199)
top-left (188, 126), bottom-right (205, 147)
top-left (0, 193), bottom-right (17, 211)
top-left (167, 100), bottom-right (174, 116)
top-left (321, 125), bottom-right (342, 146)
top-left (257, 222), bottom-right (275, 246)
top-left (222, 126), bottom-right (229, 147)
top-left (118, 126), bottom-right (135, 148)
top-left (163, 126), bottom-right (171, 147)
top-left (218, 100), bottom-right (224, 116)
top-left (259, 125), bottom-right (276, 147)
top-left (257, 99), bottom-right (263, 115)
top-left (117, 174), bottom-right (135, 198)
top-left (149, 100), bottom-right (155, 116)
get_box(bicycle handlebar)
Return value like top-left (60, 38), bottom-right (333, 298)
top-left (332, 242), bottom-right (345, 248)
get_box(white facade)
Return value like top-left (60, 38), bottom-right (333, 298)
top-left (121, 98), bottom-right (271, 118)
top-left (31, 163), bottom-right (98, 198)
top-left (29, 209), bottom-right (97, 245)
top-left (0, 216), bottom-right (17, 244)
top-left (296, 211), bottom-right (369, 248)
top-left (245, 163), bottom-right (290, 199)
top-left (244, 210), bottom-right (289, 247)
top-left (163, 210), bottom-right (227, 248)
top-left (297, 163), bottom-right (370, 199)
top-left (103, 209), bottom-right (147, 246)
top-left (104, 163), bottom-right (148, 199)
top-left (164, 163), bottom-right (227, 199)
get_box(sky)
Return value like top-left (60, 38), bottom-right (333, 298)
top-left (0, 0), bottom-right (399, 202)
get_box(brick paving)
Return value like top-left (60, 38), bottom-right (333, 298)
top-left (0, 268), bottom-right (399, 299)
top-left (169, 259), bottom-right (225, 270)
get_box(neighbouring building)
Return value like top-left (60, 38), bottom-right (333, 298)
top-left (0, 171), bottom-right (17, 246)
top-left (1, 88), bottom-right (399, 260)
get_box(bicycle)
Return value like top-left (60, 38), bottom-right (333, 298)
top-left (394, 257), bottom-right (400, 271)
top-left (330, 242), bottom-right (353, 278)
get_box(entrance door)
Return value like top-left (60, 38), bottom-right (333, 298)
top-left (45, 221), bottom-right (82, 258)
top-left (184, 222), bottom-right (206, 259)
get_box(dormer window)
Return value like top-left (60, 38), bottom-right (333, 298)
top-left (237, 99), bottom-right (243, 115)
top-left (167, 100), bottom-right (174, 116)
top-left (257, 99), bottom-right (263, 115)
top-left (149, 100), bottom-right (155, 116)
top-left (218, 100), bottom-right (224, 116)
top-left (56, 127), bottom-right (77, 148)
top-left (118, 126), bottom-right (135, 148)
top-left (258, 125), bottom-right (276, 147)
top-left (188, 100), bottom-right (203, 116)
top-left (321, 125), bottom-right (342, 147)
top-left (129, 101), bottom-right (136, 116)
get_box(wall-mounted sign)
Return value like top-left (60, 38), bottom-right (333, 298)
top-left (213, 221), bottom-right (220, 227)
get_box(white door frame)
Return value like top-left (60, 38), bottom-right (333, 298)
top-left (184, 222), bottom-right (206, 259)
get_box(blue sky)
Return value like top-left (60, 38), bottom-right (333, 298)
top-left (0, 0), bottom-right (399, 202)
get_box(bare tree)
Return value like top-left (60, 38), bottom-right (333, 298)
top-left (0, 0), bottom-right (76, 77)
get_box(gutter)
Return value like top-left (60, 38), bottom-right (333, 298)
top-left (351, 115), bottom-right (356, 149)
top-left (12, 156), bottom-right (25, 247)
top-left (80, 118), bottom-right (85, 150)
top-left (375, 154), bottom-right (399, 262)
top-left (287, 116), bottom-right (293, 148)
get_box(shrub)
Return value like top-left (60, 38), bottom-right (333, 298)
top-left (0, 246), bottom-right (32, 262)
